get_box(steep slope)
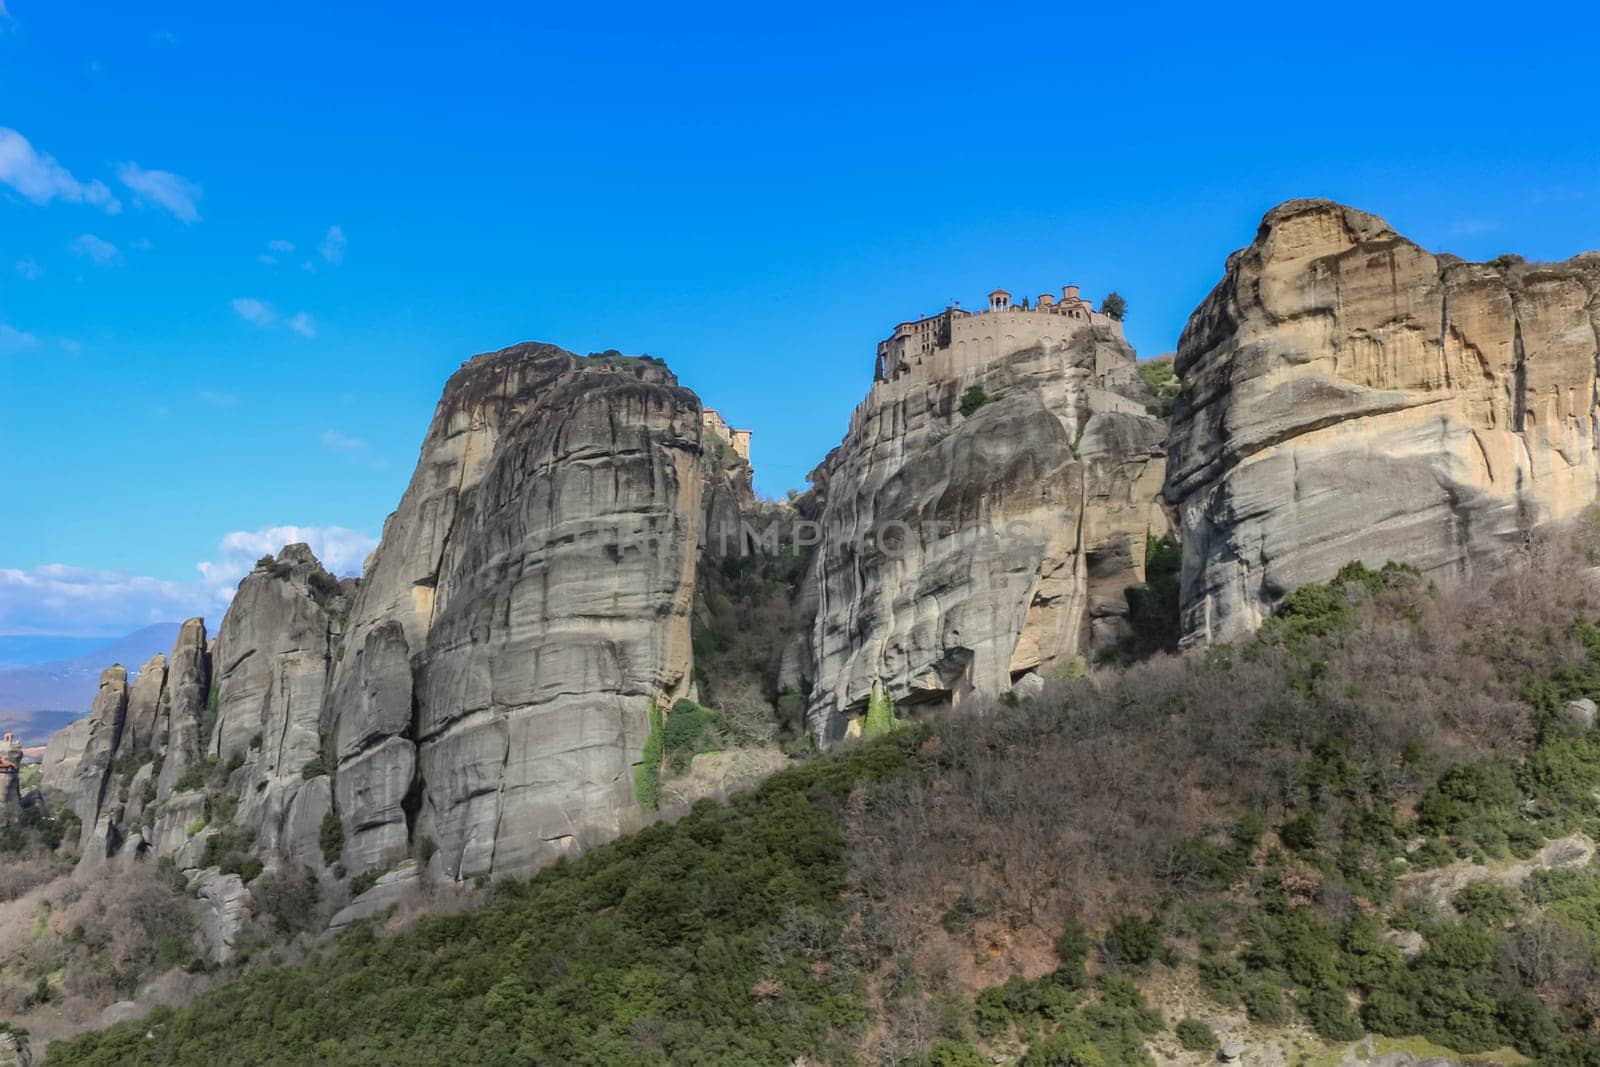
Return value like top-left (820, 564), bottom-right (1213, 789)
top-left (801, 303), bottom-right (1170, 741)
top-left (328, 343), bottom-right (706, 883)
top-left (46, 540), bottom-right (1600, 1067)
top-left (1166, 198), bottom-right (1600, 643)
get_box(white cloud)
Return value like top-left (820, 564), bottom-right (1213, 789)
top-left (150, 28), bottom-right (178, 47)
top-left (231, 297), bottom-right (276, 326)
top-left (232, 298), bottom-right (316, 339)
top-left (197, 389), bottom-right (237, 406)
top-left (15, 258), bottom-right (41, 280)
top-left (0, 323), bottom-right (38, 352)
top-left (58, 338), bottom-right (81, 353)
top-left (319, 225), bottom-right (346, 264)
top-left (0, 525), bottom-right (378, 635)
top-left (320, 430), bottom-right (367, 451)
top-left (1449, 219), bottom-right (1498, 238)
top-left (256, 254), bottom-right (278, 266)
top-left (70, 233), bottom-right (119, 266)
top-left (117, 162), bottom-right (202, 223)
top-left (0, 565), bottom-right (203, 634)
top-left (0, 2), bottom-right (11, 20)
top-left (129, 237), bottom-right (153, 251)
top-left (320, 429), bottom-right (390, 470)
top-left (0, 128), bottom-right (120, 212)
top-left (267, 239), bottom-right (294, 253)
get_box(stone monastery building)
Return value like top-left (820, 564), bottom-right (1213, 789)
top-left (874, 284), bottom-right (1110, 384)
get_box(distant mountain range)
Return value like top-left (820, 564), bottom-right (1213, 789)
top-left (0, 622), bottom-right (182, 745)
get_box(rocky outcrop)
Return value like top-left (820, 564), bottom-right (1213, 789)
top-left (210, 546), bottom-right (344, 867)
top-left (1166, 199), bottom-right (1600, 643)
top-left (155, 618), bottom-right (210, 798)
top-left (803, 316), bottom-right (1170, 741)
top-left (123, 653), bottom-right (168, 755)
top-left (328, 344), bottom-right (706, 882)
top-left (191, 868), bottom-right (251, 962)
top-left (63, 666), bottom-right (128, 853)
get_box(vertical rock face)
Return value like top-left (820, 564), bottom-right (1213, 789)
top-left (803, 317), bottom-right (1169, 741)
top-left (155, 618), bottom-right (210, 798)
top-left (1166, 199), bottom-right (1600, 643)
top-left (123, 653), bottom-right (167, 755)
top-left (210, 546), bottom-right (344, 866)
top-left (329, 343), bottom-right (706, 881)
top-left (65, 666), bottom-right (128, 853)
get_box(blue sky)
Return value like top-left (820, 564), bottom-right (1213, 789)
top-left (3, 0), bottom-right (1599, 636)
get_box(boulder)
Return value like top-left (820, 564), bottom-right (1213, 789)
top-left (1012, 672), bottom-right (1045, 701)
top-left (327, 859), bottom-right (422, 930)
top-left (191, 868), bottom-right (251, 962)
top-left (1565, 698), bottom-right (1597, 729)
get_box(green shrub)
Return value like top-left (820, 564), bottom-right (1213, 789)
top-left (1054, 916), bottom-right (1092, 988)
top-left (975, 985), bottom-right (1014, 1038)
top-left (1105, 912), bottom-right (1162, 967)
top-left (1451, 880), bottom-right (1522, 924)
top-left (1302, 987), bottom-right (1365, 1041)
top-left (1136, 357), bottom-right (1179, 415)
top-left (633, 701), bottom-right (665, 809)
top-left (661, 699), bottom-right (720, 773)
top-left (928, 1038), bottom-right (987, 1067)
top-left (1245, 982), bottom-right (1291, 1024)
top-left (319, 810), bottom-right (344, 866)
top-left (1418, 761), bottom-right (1520, 837)
top-left (301, 754), bottom-right (328, 780)
top-left (959, 384), bottom-right (993, 417)
top-left (862, 686), bottom-right (901, 739)
top-left (1175, 1016), bottom-right (1217, 1051)
top-left (173, 755), bottom-right (217, 793)
top-left (1278, 812), bottom-right (1319, 852)
top-left (1198, 953), bottom-right (1247, 1005)
top-left (348, 868), bottom-right (382, 897)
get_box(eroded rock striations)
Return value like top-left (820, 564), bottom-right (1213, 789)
top-left (37, 342), bottom-right (714, 926)
top-left (328, 344), bottom-right (705, 882)
top-left (1166, 199), bottom-right (1600, 643)
top-left (800, 293), bottom-right (1171, 741)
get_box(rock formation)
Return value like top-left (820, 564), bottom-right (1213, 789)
top-left (154, 618), bottom-right (210, 799)
top-left (0, 732), bottom-right (21, 824)
top-left (328, 343), bottom-right (706, 882)
top-left (209, 546), bottom-right (344, 869)
top-left (801, 303), bottom-right (1170, 741)
top-left (1166, 199), bottom-right (1600, 643)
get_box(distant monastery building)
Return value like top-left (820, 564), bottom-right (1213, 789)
top-left (701, 408), bottom-right (752, 462)
top-left (875, 283), bottom-right (1111, 384)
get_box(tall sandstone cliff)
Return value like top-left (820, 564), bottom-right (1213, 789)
top-left (801, 318), bottom-right (1170, 741)
top-left (328, 344), bottom-right (705, 882)
top-left (36, 344), bottom-right (713, 946)
top-left (1166, 199), bottom-right (1600, 642)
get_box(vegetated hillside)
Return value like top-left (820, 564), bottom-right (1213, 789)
top-left (45, 529), bottom-right (1600, 1066)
